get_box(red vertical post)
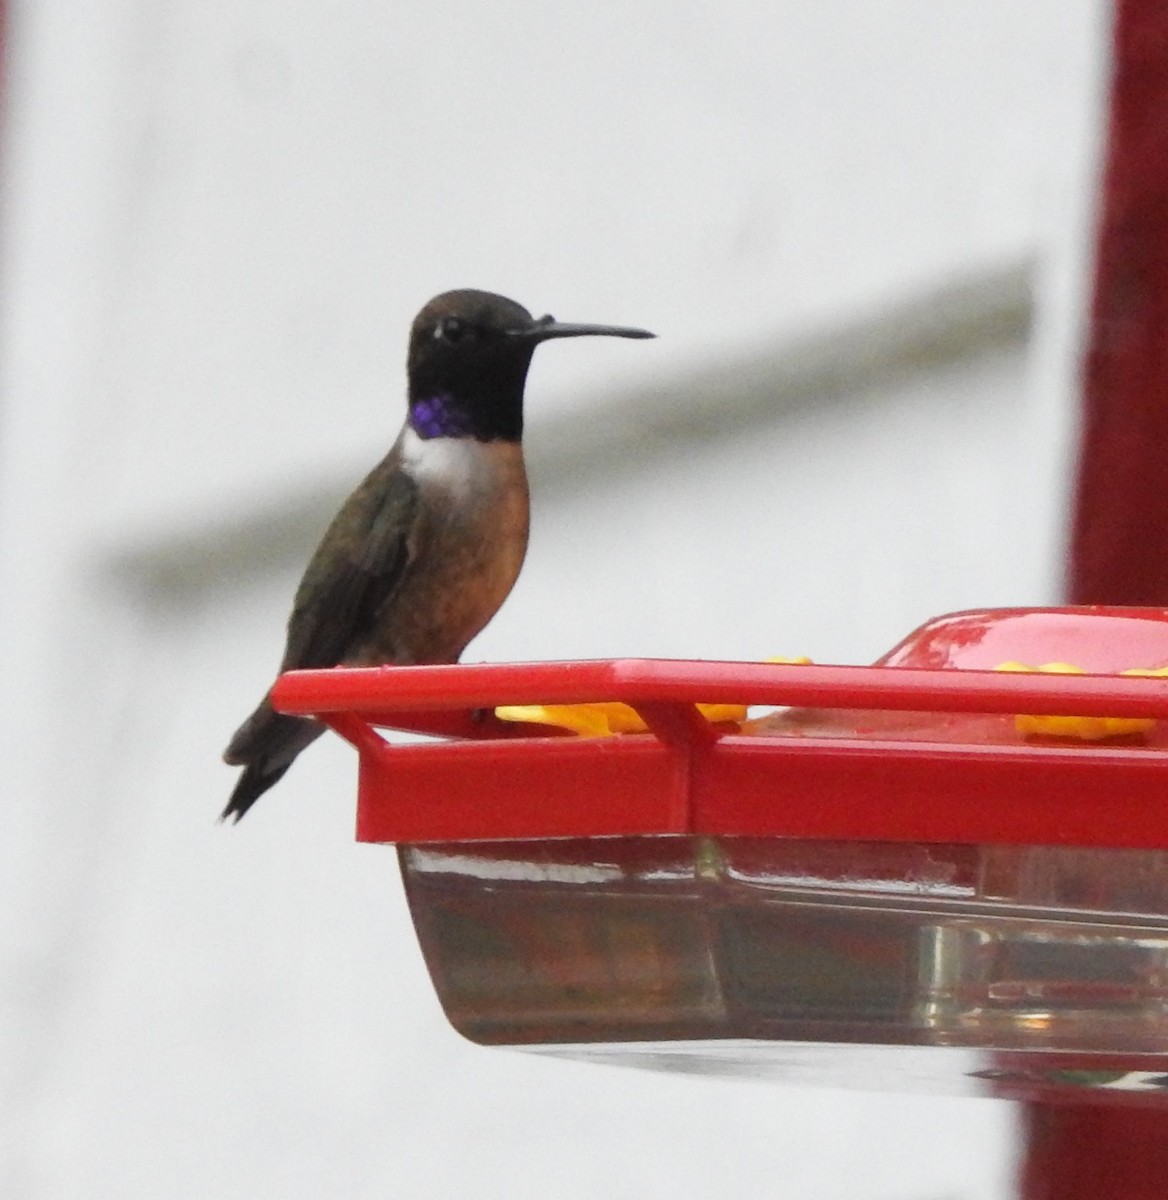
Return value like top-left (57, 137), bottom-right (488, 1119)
top-left (1037, 2), bottom-right (1168, 1197)
top-left (1070, 2), bottom-right (1168, 604)
top-left (1021, 1107), bottom-right (1168, 1200)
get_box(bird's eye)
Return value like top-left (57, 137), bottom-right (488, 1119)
top-left (436, 316), bottom-right (469, 343)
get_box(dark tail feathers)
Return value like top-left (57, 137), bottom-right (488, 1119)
top-left (221, 703), bottom-right (324, 822)
top-left (221, 758), bottom-right (295, 822)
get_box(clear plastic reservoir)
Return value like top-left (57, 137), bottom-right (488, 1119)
top-left (401, 836), bottom-right (1168, 1099)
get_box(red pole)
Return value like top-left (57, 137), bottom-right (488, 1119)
top-left (1021, 1107), bottom-right (1168, 1200)
top-left (1069, 1), bottom-right (1168, 604)
top-left (1037, 2), bottom-right (1168, 1196)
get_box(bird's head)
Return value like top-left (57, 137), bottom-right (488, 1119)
top-left (406, 289), bottom-right (654, 441)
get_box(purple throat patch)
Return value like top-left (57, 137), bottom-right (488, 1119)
top-left (409, 394), bottom-right (471, 439)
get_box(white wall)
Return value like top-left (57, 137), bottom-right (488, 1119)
top-left (0, 2), bottom-right (1110, 1197)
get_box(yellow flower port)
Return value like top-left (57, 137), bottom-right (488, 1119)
top-left (495, 699), bottom-right (749, 737)
top-left (495, 657), bottom-right (812, 736)
top-left (995, 660), bottom-right (1168, 740)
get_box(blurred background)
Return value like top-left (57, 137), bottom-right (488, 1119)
top-left (0, 2), bottom-right (1112, 1196)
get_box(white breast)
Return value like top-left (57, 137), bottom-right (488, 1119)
top-left (362, 425), bottom-right (529, 664)
top-left (400, 425), bottom-right (513, 504)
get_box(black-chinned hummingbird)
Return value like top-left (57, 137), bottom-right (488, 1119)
top-left (222, 289), bottom-right (654, 820)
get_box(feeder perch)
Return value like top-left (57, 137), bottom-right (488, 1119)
top-left (272, 607), bottom-right (1168, 1105)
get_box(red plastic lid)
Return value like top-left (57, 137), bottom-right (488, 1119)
top-left (270, 607), bottom-right (1168, 848)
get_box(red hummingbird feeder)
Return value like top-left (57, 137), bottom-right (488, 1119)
top-left (273, 605), bottom-right (1168, 1108)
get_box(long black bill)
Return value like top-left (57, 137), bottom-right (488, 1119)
top-left (519, 316), bottom-right (655, 342)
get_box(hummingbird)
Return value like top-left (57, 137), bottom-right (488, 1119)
top-left (222, 288), bottom-right (654, 820)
